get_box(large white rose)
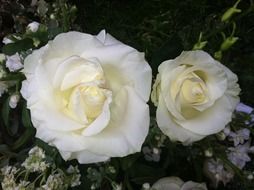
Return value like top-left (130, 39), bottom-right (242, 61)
top-left (21, 30), bottom-right (152, 163)
top-left (152, 176), bottom-right (207, 190)
top-left (151, 50), bottom-right (240, 144)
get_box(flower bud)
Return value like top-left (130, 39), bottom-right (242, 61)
top-left (221, 0), bottom-right (242, 22)
top-left (214, 51), bottom-right (222, 61)
top-left (220, 37), bottom-right (239, 51)
top-left (9, 94), bottom-right (20, 109)
top-left (204, 148), bottom-right (213, 157)
top-left (142, 183), bottom-right (151, 189)
top-left (193, 41), bottom-right (208, 50)
top-left (216, 131), bottom-right (226, 141)
top-left (27, 21), bottom-right (40, 33)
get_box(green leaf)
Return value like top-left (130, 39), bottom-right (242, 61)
top-left (1, 97), bottom-right (10, 127)
top-left (22, 104), bottom-right (33, 128)
top-left (48, 26), bottom-right (64, 40)
top-left (129, 164), bottom-right (166, 184)
top-left (120, 153), bottom-right (140, 171)
top-left (0, 144), bottom-right (9, 153)
top-left (2, 38), bottom-right (34, 55)
top-left (1, 73), bottom-right (25, 81)
top-left (11, 128), bottom-right (35, 150)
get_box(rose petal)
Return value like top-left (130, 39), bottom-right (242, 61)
top-left (152, 177), bottom-right (184, 190)
top-left (82, 86), bottom-right (149, 157)
top-left (176, 96), bottom-right (234, 135)
top-left (60, 150), bottom-right (109, 163)
top-left (181, 181), bottom-right (207, 190)
top-left (81, 90), bottom-right (112, 136)
top-left (80, 43), bottom-right (152, 102)
top-left (157, 96), bottom-right (204, 144)
top-left (96, 30), bottom-right (121, 45)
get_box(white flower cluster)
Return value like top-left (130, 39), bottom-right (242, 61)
top-left (204, 159), bottom-right (234, 187)
top-left (21, 146), bottom-right (49, 172)
top-left (219, 103), bottom-right (254, 170)
top-left (41, 173), bottom-right (66, 190)
top-left (227, 142), bottom-right (254, 169)
top-left (1, 166), bottom-right (18, 190)
top-left (67, 165), bottom-right (81, 187)
top-left (0, 147), bottom-right (82, 189)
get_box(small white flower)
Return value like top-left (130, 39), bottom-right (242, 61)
top-left (15, 180), bottom-right (30, 189)
top-left (247, 174), bottom-right (254, 180)
top-left (67, 165), bottom-right (81, 187)
top-left (142, 146), bottom-right (161, 162)
top-left (204, 149), bottom-right (213, 157)
top-left (236, 103), bottom-right (253, 114)
top-left (42, 173), bottom-right (65, 190)
top-left (1, 166), bottom-right (18, 176)
top-left (204, 159), bottom-right (234, 187)
top-left (227, 142), bottom-right (254, 169)
top-left (1, 166), bottom-right (18, 190)
top-left (228, 128), bottom-right (250, 146)
top-left (0, 53), bottom-right (5, 63)
top-left (21, 146), bottom-right (49, 172)
top-left (223, 126), bottom-right (231, 136)
top-left (2, 37), bottom-right (13, 44)
top-left (6, 53), bottom-right (23, 72)
top-left (142, 183), bottom-right (151, 189)
top-left (9, 94), bottom-right (20, 109)
top-left (111, 182), bottom-right (122, 190)
top-left (27, 22), bottom-right (40, 33)
top-left (66, 165), bottom-right (79, 174)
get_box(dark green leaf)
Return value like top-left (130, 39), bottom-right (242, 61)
top-left (22, 104), bottom-right (33, 128)
top-left (48, 26), bottom-right (64, 40)
top-left (0, 144), bottom-right (9, 153)
top-left (11, 128), bottom-right (35, 150)
top-left (1, 97), bottom-right (10, 127)
top-left (129, 164), bottom-right (166, 184)
top-left (1, 73), bottom-right (25, 81)
top-left (2, 38), bottom-right (34, 55)
top-left (120, 153), bottom-right (140, 171)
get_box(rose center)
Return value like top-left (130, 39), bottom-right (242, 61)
top-left (54, 56), bottom-right (112, 125)
top-left (181, 77), bottom-right (207, 104)
top-left (80, 85), bottom-right (106, 119)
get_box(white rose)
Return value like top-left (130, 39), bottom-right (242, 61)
top-left (152, 177), bottom-right (207, 190)
top-left (21, 30), bottom-right (152, 163)
top-left (152, 50), bottom-right (240, 144)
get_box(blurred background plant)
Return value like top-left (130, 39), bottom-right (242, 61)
top-left (1, 0), bottom-right (254, 189)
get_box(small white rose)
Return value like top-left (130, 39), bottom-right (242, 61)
top-left (152, 177), bottom-right (207, 190)
top-left (27, 21), bottom-right (40, 32)
top-left (6, 53), bottom-right (23, 72)
top-left (21, 30), bottom-right (152, 164)
top-left (152, 50), bottom-right (240, 144)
